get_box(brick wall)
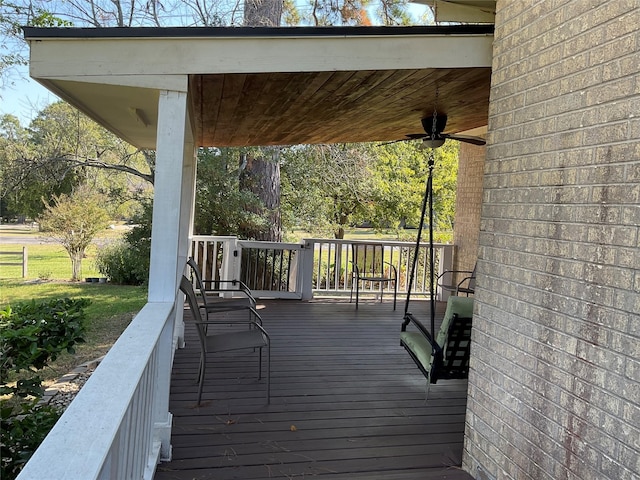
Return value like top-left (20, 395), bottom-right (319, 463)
top-left (464, 2), bottom-right (640, 479)
top-left (454, 142), bottom-right (485, 273)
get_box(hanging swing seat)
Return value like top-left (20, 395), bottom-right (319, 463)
top-left (400, 296), bottom-right (474, 384)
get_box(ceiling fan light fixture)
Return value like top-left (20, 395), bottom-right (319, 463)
top-left (421, 138), bottom-right (446, 149)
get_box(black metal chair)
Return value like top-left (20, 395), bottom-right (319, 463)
top-left (187, 256), bottom-right (257, 317)
top-left (350, 243), bottom-right (397, 310)
top-left (436, 262), bottom-right (476, 298)
top-left (179, 275), bottom-right (270, 405)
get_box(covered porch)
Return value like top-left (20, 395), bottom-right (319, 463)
top-left (156, 299), bottom-right (471, 480)
top-left (18, 25), bottom-right (490, 480)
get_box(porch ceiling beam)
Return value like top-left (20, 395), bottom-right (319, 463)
top-left (27, 34), bottom-right (493, 80)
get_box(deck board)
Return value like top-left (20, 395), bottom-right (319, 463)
top-left (154, 298), bottom-right (473, 480)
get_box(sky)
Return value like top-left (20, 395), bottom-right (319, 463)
top-left (1, 64), bottom-right (59, 125)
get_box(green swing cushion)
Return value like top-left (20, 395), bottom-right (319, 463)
top-left (436, 296), bottom-right (474, 348)
top-left (399, 331), bottom-right (434, 372)
top-left (401, 296), bottom-right (475, 374)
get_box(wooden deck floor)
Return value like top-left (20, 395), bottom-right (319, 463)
top-left (154, 298), bottom-right (473, 480)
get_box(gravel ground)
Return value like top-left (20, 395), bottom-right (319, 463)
top-left (41, 357), bottom-right (103, 411)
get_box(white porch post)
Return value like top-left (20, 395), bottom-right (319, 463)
top-left (148, 88), bottom-right (193, 462)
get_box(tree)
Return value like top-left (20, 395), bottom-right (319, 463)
top-left (194, 147), bottom-right (268, 237)
top-left (0, 103), bottom-right (153, 221)
top-left (372, 140), bottom-right (459, 233)
top-left (0, 112), bottom-right (78, 220)
top-left (281, 143), bottom-right (377, 239)
top-left (1, 0), bottom-right (70, 87)
top-left (38, 187), bottom-right (110, 281)
top-left (281, 141), bottom-right (460, 239)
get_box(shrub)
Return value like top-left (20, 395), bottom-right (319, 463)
top-left (95, 201), bottom-right (151, 285)
top-left (95, 240), bottom-right (149, 285)
top-left (0, 297), bottom-right (90, 479)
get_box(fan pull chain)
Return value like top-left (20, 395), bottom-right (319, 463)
top-left (431, 87), bottom-right (439, 142)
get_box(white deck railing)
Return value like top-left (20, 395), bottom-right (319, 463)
top-left (16, 302), bottom-right (176, 480)
top-left (190, 236), bottom-right (455, 301)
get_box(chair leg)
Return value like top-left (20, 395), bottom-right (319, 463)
top-left (393, 280), bottom-right (397, 310)
top-left (349, 274), bottom-right (354, 303)
top-left (198, 355), bottom-right (206, 405)
top-left (355, 279), bottom-right (360, 309)
top-left (266, 342), bottom-right (271, 404)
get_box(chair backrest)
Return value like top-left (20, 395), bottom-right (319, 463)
top-left (436, 296), bottom-right (473, 347)
top-left (467, 263), bottom-right (477, 290)
top-left (187, 257), bottom-right (205, 291)
top-left (187, 257), bottom-right (216, 310)
top-left (179, 275), bottom-right (207, 343)
top-left (352, 243), bottom-right (387, 276)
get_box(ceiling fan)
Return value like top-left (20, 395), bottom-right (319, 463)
top-left (392, 114), bottom-right (486, 148)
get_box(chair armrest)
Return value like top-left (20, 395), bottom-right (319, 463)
top-left (401, 313), bottom-right (436, 348)
top-left (384, 261), bottom-right (398, 279)
top-left (202, 305), bottom-right (264, 326)
top-left (436, 269), bottom-right (474, 282)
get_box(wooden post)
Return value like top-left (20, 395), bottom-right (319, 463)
top-left (22, 247), bottom-right (27, 278)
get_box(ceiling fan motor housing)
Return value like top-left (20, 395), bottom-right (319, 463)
top-left (421, 115), bottom-right (448, 135)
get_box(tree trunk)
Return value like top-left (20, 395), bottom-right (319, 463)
top-left (239, 150), bottom-right (282, 241)
top-left (70, 249), bottom-right (83, 281)
top-left (244, 0), bottom-right (283, 26)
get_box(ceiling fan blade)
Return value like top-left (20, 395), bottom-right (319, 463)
top-left (442, 134), bottom-right (486, 146)
top-left (378, 133), bottom-right (427, 146)
top-left (378, 138), bottom-right (411, 146)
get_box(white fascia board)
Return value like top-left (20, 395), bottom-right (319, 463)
top-left (31, 74), bottom-right (188, 92)
top-left (28, 34), bottom-right (493, 82)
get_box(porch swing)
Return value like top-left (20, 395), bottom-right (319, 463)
top-left (398, 108), bottom-right (475, 393)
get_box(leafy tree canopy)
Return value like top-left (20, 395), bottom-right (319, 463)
top-left (0, 103), bottom-right (153, 220)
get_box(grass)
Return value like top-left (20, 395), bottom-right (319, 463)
top-left (0, 243), bottom-right (104, 280)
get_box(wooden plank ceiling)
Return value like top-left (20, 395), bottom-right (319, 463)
top-left (191, 67), bottom-right (492, 147)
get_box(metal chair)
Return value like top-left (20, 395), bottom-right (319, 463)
top-left (179, 275), bottom-right (270, 405)
top-left (187, 256), bottom-right (257, 316)
top-left (436, 262), bottom-right (476, 298)
top-left (350, 243), bottom-right (397, 310)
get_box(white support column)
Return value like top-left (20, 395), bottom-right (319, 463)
top-left (148, 89), bottom-right (190, 302)
top-left (437, 245), bottom-right (455, 301)
top-left (147, 87), bottom-right (192, 463)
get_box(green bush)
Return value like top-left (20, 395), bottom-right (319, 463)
top-left (95, 240), bottom-right (149, 285)
top-left (0, 297), bottom-right (90, 479)
top-left (95, 202), bottom-right (151, 285)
